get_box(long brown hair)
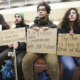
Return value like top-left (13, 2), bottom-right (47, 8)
top-left (0, 14), bottom-right (9, 30)
top-left (60, 8), bottom-right (80, 33)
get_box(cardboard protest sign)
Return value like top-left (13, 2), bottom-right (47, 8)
top-left (27, 29), bottom-right (57, 54)
top-left (0, 28), bottom-right (26, 46)
top-left (57, 34), bottom-right (80, 57)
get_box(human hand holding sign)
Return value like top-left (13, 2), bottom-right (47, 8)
top-left (68, 29), bottom-right (75, 35)
top-left (8, 42), bottom-right (19, 49)
top-left (33, 27), bottom-right (40, 31)
top-left (42, 27), bottom-right (49, 31)
top-left (33, 27), bottom-right (49, 31)
top-left (13, 42), bottom-right (19, 49)
top-left (8, 44), bottom-right (13, 48)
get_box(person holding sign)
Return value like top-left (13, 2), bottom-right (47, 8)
top-left (0, 14), bottom-right (10, 72)
top-left (22, 2), bottom-right (59, 80)
top-left (0, 14), bottom-right (10, 53)
top-left (0, 12), bottom-right (29, 80)
top-left (58, 8), bottom-right (80, 80)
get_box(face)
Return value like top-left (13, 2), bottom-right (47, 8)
top-left (68, 9), bottom-right (77, 22)
top-left (15, 14), bottom-right (22, 24)
top-left (37, 6), bottom-right (49, 19)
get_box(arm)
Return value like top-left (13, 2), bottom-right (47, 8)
top-left (17, 42), bottom-right (26, 51)
top-left (13, 42), bottom-right (26, 51)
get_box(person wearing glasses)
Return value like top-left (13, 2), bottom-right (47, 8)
top-left (22, 2), bottom-right (59, 80)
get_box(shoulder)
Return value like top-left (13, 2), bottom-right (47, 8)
top-left (48, 20), bottom-right (57, 28)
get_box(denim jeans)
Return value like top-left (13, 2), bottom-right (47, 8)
top-left (59, 56), bottom-right (80, 80)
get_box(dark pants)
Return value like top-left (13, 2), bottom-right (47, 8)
top-left (0, 48), bottom-right (26, 80)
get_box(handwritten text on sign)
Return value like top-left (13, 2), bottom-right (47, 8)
top-left (57, 34), bottom-right (80, 57)
top-left (0, 28), bottom-right (26, 46)
top-left (27, 29), bottom-right (57, 54)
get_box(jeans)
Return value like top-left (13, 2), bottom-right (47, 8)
top-left (59, 56), bottom-right (80, 80)
top-left (22, 53), bottom-right (59, 80)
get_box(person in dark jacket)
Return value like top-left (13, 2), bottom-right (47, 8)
top-left (22, 2), bottom-right (59, 80)
top-left (0, 14), bottom-right (10, 70)
top-left (0, 14), bottom-right (10, 53)
top-left (0, 12), bottom-right (29, 80)
top-left (58, 8), bottom-right (80, 80)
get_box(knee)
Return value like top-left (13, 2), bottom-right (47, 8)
top-left (64, 65), bottom-right (75, 72)
top-left (46, 55), bottom-right (59, 68)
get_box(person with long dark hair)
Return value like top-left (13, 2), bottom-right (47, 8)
top-left (58, 8), bottom-right (80, 80)
top-left (0, 14), bottom-right (9, 30)
top-left (0, 14), bottom-right (10, 53)
top-left (0, 14), bottom-right (10, 79)
top-left (0, 13), bottom-right (10, 55)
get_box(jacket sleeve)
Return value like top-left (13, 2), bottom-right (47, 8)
top-left (17, 24), bottom-right (29, 51)
top-left (57, 28), bottom-right (62, 34)
top-left (17, 42), bottom-right (26, 51)
top-left (0, 45), bottom-right (8, 53)
top-left (17, 25), bottom-right (28, 51)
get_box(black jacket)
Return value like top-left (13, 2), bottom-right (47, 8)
top-left (58, 28), bottom-right (80, 34)
top-left (0, 46), bottom-right (8, 53)
top-left (15, 24), bottom-right (29, 51)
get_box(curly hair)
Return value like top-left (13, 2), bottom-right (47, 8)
top-left (61, 8), bottom-right (80, 33)
top-left (37, 2), bottom-right (51, 14)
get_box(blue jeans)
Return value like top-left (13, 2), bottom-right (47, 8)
top-left (59, 56), bottom-right (80, 80)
